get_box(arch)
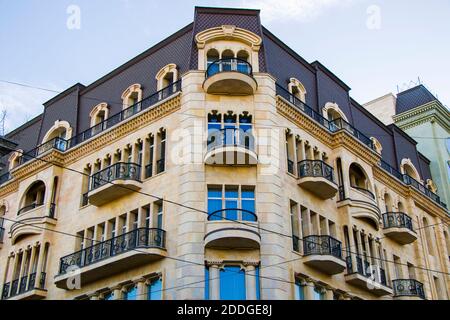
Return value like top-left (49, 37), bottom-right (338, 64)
top-left (8, 150), bottom-right (22, 170)
top-left (221, 49), bottom-right (235, 60)
top-left (349, 163), bottom-right (371, 191)
top-left (323, 102), bottom-right (348, 122)
top-left (121, 84), bottom-right (142, 109)
top-left (370, 137), bottom-right (383, 155)
top-left (397, 201), bottom-right (405, 212)
top-left (195, 25), bottom-right (262, 51)
top-left (288, 78), bottom-right (307, 103)
top-left (237, 49), bottom-right (250, 61)
top-left (400, 158), bottom-right (421, 182)
top-left (19, 180), bottom-right (46, 213)
top-left (90, 102), bottom-right (110, 126)
top-left (42, 120), bottom-right (72, 143)
top-left (155, 64), bottom-right (178, 91)
top-left (384, 193), bottom-right (393, 212)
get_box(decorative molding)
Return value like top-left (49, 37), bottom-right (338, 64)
top-left (195, 25), bottom-right (262, 51)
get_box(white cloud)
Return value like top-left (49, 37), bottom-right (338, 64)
top-left (0, 83), bottom-right (59, 134)
top-left (241, 0), bottom-right (357, 23)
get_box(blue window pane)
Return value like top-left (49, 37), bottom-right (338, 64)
top-left (295, 283), bottom-right (305, 300)
top-left (223, 127), bottom-right (236, 145)
top-left (205, 267), bottom-right (210, 300)
top-left (225, 200), bottom-right (238, 220)
top-left (241, 200), bottom-right (255, 221)
top-left (208, 199), bottom-right (223, 220)
top-left (220, 266), bottom-right (246, 300)
top-left (241, 189), bottom-right (254, 199)
top-left (208, 187), bottom-right (222, 198)
top-left (104, 292), bottom-right (114, 300)
top-left (255, 267), bottom-right (260, 300)
top-left (124, 286), bottom-right (137, 300)
top-left (313, 287), bottom-right (324, 300)
top-left (225, 187), bottom-right (238, 198)
top-left (148, 278), bottom-right (162, 300)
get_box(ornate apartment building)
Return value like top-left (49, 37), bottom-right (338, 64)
top-left (0, 7), bottom-right (449, 300)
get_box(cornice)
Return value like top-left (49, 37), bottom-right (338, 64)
top-left (276, 97), bottom-right (333, 147)
top-left (331, 131), bottom-right (380, 166)
top-left (0, 95), bottom-right (181, 196)
top-left (394, 101), bottom-right (450, 132)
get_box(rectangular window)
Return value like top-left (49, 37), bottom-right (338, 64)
top-left (144, 205), bottom-right (151, 229)
top-left (205, 267), bottom-right (210, 300)
top-left (313, 287), bottom-right (325, 300)
top-left (220, 266), bottom-right (246, 300)
top-left (255, 266), bottom-right (260, 300)
top-left (147, 278), bottom-right (162, 300)
top-left (294, 281), bottom-right (305, 300)
top-left (124, 285), bottom-right (138, 300)
top-left (207, 185), bottom-right (256, 222)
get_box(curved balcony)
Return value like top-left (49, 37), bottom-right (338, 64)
top-left (87, 162), bottom-right (142, 206)
top-left (203, 58), bottom-right (257, 95)
top-left (205, 128), bottom-right (258, 166)
top-left (393, 279), bottom-right (425, 300)
top-left (55, 228), bottom-right (166, 289)
top-left (11, 203), bottom-right (56, 244)
top-left (1, 272), bottom-right (47, 300)
top-left (302, 235), bottom-right (346, 275)
top-left (297, 160), bottom-right (338, 199)
top-left (204, 209), bottom-right (260, 249)
top-left (338, 186), bottom-right (381, 229)
top-left (382, 212), bottom-right (417, 245)
top-left (345, 255), bottom-right (392, 296)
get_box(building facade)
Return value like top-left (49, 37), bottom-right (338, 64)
top-left (364, 85), bottom-right (450, 207)
top-left (0, 7), bottom-right (449, 301)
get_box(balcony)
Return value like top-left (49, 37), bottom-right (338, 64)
top-left (345, 256), bottom-right (392, 296)
top-left (11, 203), bottom-right (57, 244)
top-left (297, 160), bottom-right (338, 199)
top-left (55, 228), bottom-right (166, 289)
top-left (19, 137), bottom-right (68, 165)
top-left (329, 118), bottom-right (374, 150)
top-left (393, 279), bottom-right (425, 300)
top-left (2, 272), bottom-right (47, 300)
top-left (382, 212), bottom-right (417, 245)
top-left (338, 186), bottom-right (381, 229)
top-left (204, 209), bottom-right (260, 249)
top-left (301, 235), bottom-right (346, 275)
top-left (203, 58), bottom-right (257, 95)
top-left (87, 162), bottom-right (142, 206)
top-left (205, 128), bottom-right (257, 166)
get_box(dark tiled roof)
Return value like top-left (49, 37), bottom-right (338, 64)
top-left (396, 85), bottom-right (437, 114)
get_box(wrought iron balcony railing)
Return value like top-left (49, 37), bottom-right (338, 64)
top-left (12, 81), bottom-right (181, 167)
top-left (297, 160), bottom-right (335, 183)
top-left (89, 162), bottom-right (141, 192)
top-left (328, 118), bottom-right (374, 150)
top-left (206, 58), bottom-right (253, 78)
top-left (58, 228), bottom-right (166, 275)
top-left (350, 185), bottom-right (375, 199)
top-left (303, 235), bottom-right (343, 259)
top-left (1, 272), bottom-right (46, 300)
top-left (207, 127), bottom-right (255, 151)
top-left (345, 256), bottom-right (388, 286)
top-left (17, 202), bottom-right (44, 215)
top-left (207, 208), bottom-right (257, 222)
top-left (382, 212), bottom-right (414, 231)
top-left (393, 279), bottom-right (425, 299)
top-left (379, 160), bottom-right (447, 209)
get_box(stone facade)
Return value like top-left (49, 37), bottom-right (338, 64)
top-left (0, 7), bottom-right (449, 301)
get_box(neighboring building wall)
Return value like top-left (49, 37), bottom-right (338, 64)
top-left (363, 93), bottom-right (397, 126)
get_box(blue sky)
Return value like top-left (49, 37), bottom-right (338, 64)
top-left (1, 0), bottom-right (449, 133)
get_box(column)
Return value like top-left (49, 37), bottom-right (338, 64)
top-left (355, 229), bottom-right (364, 273)
top-left (347, 227), bottom-right (358, 272)
top-left (298, 139), bottom-right (305, 161)
top-left (142, 136), bottom-right (150, 179)
top-left (209, 263), bottom-right (221, 300)
top-left (325, 287), bottom-right (334, 300)
top-left (17, 250), bottom-right (27, 292)
top-left (113, 286), bottom-right (123, 300)
top-left (35, 243), bottom-right (46, 287)
top-left (303, 209), bottom-right (311, 237)
top-left (245, 265), bottom-right (257, 300)
top-left (137, 278), bottom-right (147, 301)
top-left (304, 280), bottom-right (315, 300)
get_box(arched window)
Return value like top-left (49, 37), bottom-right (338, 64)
top-left (221, 50), bottom-right (235, 72)
top-left (349, 163), bottom-right (371, 191)
top-left (156, 64), bottom-right (178, 91)
top-left (236, 50), bottom-right (250, 74)
top-left (206, 48), bottom-right (220, 72)
top-left (19, 181), bottom-right (46, 214)
top-left (8, 150), bottom-right (22, 170)
top-left (423, 217), bottom-right (435, 256)
top-left (42, 120), bottom-right (72, 143)
top-left (397, 201), bottom-right (405, 212)
top-left (89, 102), bottom-right (109, 130)
top-left (401, 159), bottom-right (421, 182)
top-left (288, 78), bottom-right (307, 103)
top-left (121, 84), bottom-right (142, 110)
top-left (384, 193), bottom-right (393, 212)
top-left (323, 102), bottom-right (348, 122)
